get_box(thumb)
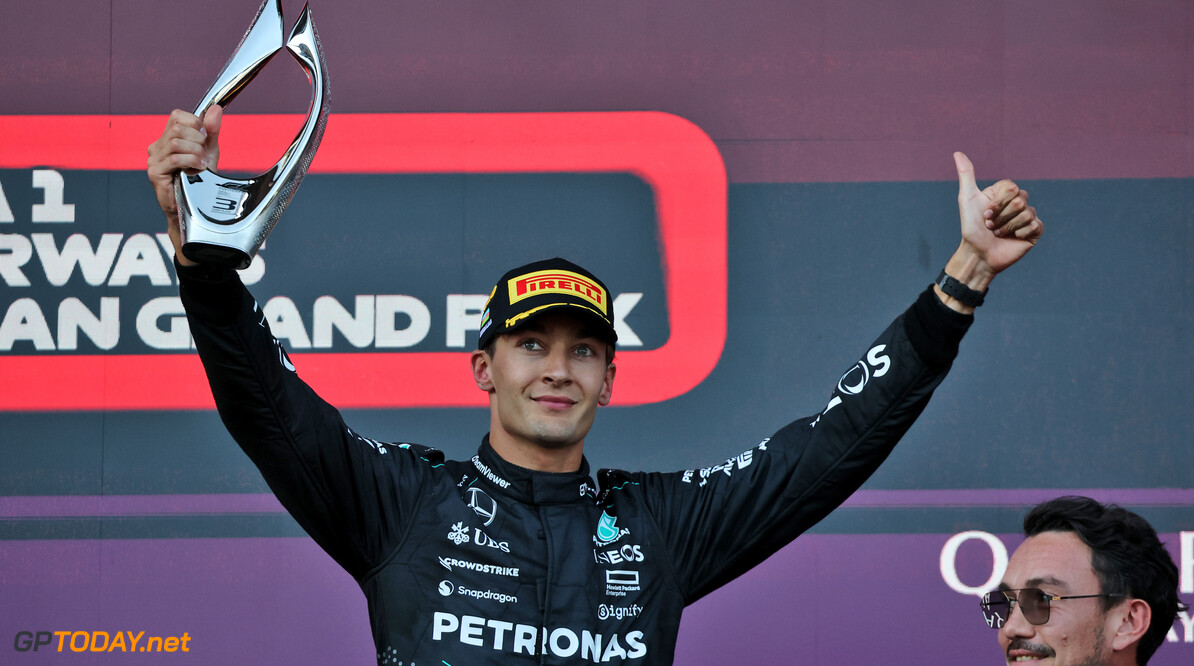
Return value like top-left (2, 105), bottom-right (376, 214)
top-left (202, 104), bottom-right (222, 167)
top-left (954, 151), bottom-right (979, 200)
top-left (202, 104), bottom-right (222, 139)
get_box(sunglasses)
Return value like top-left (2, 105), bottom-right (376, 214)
top-left (980, 588), bottom-right (1122, 628)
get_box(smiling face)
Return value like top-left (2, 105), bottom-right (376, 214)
top-left (998, 531), bottom-right (1127, 665)
top-left (471, 310), bottom-right (615, 472)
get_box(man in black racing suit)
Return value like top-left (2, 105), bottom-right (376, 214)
top-left (148, 105), bottom-right (1043, 665)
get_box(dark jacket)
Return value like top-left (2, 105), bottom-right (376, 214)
top-left (178, 261), bottom-right (969, 664)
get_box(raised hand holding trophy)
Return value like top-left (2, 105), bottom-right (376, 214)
top-left (174, 0), bottom-right (330, 269)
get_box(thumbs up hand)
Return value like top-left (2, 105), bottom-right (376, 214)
top-left (953, 151), bottom-right (1043, 277)
top-left (933, 153), bottom-right (1043, 314)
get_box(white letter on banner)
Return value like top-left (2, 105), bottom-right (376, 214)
top-left (613, 292), bottom-right (642, 346)
top-left (58, 297), bottom-right (119, 350)
top-left (137, 297), bottom-right (191, 350)
top-left (0, 179), bottom-right (14, 222)
top-left (445, 294), bottom-right (487, 348)
top-left (264, 296), bottom-right (311, 349)
top-left (1181, 532), bottom-right (1192, 594)
top-left (0, 233), bottom-right (33, 285)
top-left (1173, 610), bottom-right (1193, 643)
top-left (31, 169), bottom-right (74, 223)
top-left (375, 295), bottom-right (429, 348)
top-left (108, 234), bottom-right (172, 286)
top-left (0, 298), bottom-right (54, 350)
top-left (313, 295), bottom-right (374, 348)
top-left (33, 233), bottom-right (121, 286)
top-left (940, 531), bottom-right (1008, 596)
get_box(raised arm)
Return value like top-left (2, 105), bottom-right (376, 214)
top-left (145, 106), bottom-right (423, 579)
top-left (641, 153), bottom-right (1043, 601)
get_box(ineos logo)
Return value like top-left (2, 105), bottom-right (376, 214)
top-left (594, 544), bottom-right (645, 565)
top-left (466, 487), bottom-right (497, 527)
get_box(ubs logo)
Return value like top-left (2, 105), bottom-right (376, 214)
top-left (466, 487), bottom-right (497, 527)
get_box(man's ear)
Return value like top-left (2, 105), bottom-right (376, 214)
top-left (471, 349), bottom-right (495, 392)
top-left (597, 362), bottom-right (616, 406)
top-left (1109, 598), bottom-right (1151, 654)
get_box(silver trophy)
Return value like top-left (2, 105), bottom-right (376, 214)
top-left (174, 0), bottom-right (330, 269)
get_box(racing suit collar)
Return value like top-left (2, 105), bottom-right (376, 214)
top-left (475, 436), bottom-right (597, 505)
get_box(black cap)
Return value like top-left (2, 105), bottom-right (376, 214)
top-left (477, 257), bottom-right (617, 350)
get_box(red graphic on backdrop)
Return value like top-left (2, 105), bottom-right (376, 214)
top-left (0, 112), bottom-right (726, 409)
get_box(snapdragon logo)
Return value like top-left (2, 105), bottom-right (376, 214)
top-left (437, 581), bottom-right (518, 605)
top-left (432, 612), bottom-right (647, 662)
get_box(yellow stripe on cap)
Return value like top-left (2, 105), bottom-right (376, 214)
top-left (506, 302), bottom-right (612, 330)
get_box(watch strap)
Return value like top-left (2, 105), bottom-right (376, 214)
top-left (935, 270), bottom-right (986, 307)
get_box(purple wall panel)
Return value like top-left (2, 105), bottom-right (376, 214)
top-left (4, 534), bottom-right (1190, 663)
top-left (3, 538), bottom-right (374, 663)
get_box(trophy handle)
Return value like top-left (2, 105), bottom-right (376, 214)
top-left (174, 0), bottom-right (331, 270)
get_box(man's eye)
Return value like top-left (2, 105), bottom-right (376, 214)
top-left (574, 345), bottom-right (595, 358)
top-left (520, 340), bottom-right (543, 351)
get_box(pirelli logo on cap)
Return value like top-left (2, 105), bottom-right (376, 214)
top-left (509, 270), bottom-right (608, 314)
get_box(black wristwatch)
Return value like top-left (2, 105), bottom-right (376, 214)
top-left (936, 270), bottom-right (986, 307)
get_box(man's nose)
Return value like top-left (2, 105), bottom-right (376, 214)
top-left (1000, 601), bottom-right (1036, 639)
top-left (541, 346), bottom-right (572, 384)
